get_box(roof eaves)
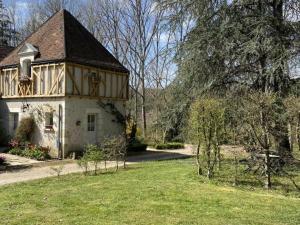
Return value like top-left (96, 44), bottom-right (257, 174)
top-left (62, 9), bottom-right (68, 59)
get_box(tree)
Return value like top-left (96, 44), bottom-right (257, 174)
top-left (238, 92), bottom-right (279, 189)
top-left (163, 0), bottom-right (300, 156)
top-left (284, 96), bottom-right (300, 151)
top-left (101, 135), bottom-right (127, 171)
top-left (189, 97), bottom-right (225, 179)
top-left (16, 0), bottom-right (82, 40)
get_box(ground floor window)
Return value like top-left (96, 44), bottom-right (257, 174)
top-left (87, 114), bottom-right (96, 132)
top-left (9, 112), bottom-right (19, 134)
top-left (11, 113), bottom-right (19, 130)
top-left (45, 112), bottom-right (54, 129)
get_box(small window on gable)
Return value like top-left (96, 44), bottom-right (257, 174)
top-left (45, 112), bottom-right (54, 130)
top-left (22, 59), bottom-right (31, 78)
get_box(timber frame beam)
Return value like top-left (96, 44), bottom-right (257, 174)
top-left (0, 62), bottom-right (129, 101)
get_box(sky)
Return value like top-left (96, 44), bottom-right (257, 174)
top-left (3, 0), bottom-right (299, 79)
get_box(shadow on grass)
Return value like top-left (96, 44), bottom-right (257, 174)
top-left (127, 150), bottom-right (192, 163)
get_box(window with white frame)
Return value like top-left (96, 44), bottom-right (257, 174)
top-left (45, 112), bottom-right (54, 129)
top-left (87, 114), bottom-right (96, 131)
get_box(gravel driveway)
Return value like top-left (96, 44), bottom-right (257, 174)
top-left (0, 147), bottom-right (194, 186)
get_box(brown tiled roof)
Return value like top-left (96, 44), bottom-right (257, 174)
top-left (0, 10), bottom-right (128, 73)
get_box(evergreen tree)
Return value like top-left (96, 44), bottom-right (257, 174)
top-left (162, 0), bottom-right (300, 155)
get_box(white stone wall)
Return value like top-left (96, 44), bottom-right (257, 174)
top-left (0, 97), bottom-right (126, 158)
top-left (0, 98), bottom-right (65, 157)
top-left (64, 97), bottom-right (126, 156)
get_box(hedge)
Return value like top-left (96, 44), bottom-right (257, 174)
top-left (153, 142), bottom-right (184, 150)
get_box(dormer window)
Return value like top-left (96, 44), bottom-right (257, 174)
top-left (18, 43), bottom-right (39, 80)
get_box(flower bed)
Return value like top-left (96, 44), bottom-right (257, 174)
top-left (8, 139), bottom-right (50, 161)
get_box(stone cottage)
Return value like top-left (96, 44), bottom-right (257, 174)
top-left (0, 10), bottom-right (129, 158)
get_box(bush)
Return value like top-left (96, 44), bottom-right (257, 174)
top-left (9, 146), bottom-right (50, 161)
top-left (9, 139), bottom-right (20, 148)
top-left (9, 147), bottom-right (23, 156)
top-left (153, 142), bottom-right (184, 150)
top-left (23, 147), bottom-right (50, 161)
top-left (171, 136), bottom-right (185, 143)
top-left (85, 144), bottom-right (103, 175)
top-left (15, 117), bottom-right (35, 142)
top-left (127, 143), bottom-right (148, 152)
top-left (0, 156), bottom-right (6, 165)
top-left (127, 139), bottom-right (148, 152)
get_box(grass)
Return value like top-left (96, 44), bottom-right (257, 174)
top-left (0, 156), bottom-right (299, 225)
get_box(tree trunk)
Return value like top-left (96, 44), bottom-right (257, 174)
top-left (196, 143), bottom-right (202, 176)
top-left (215, 127), bottom-right (221, 170)
top-left (94, 163), bottom-right (98, 175)
top-left (272, 98), bottom-right (291, 159)
top-left (234, 156), bottom-right (238, 186)
top-left (206, 146), bottom-right (213, 179)
top-left (297, 111), bottom-right (300, 152)
top-left (141, 76), bottom-right (147, 138)
top-left (288, 122), bottom-right (293, 152)
top-left (264, 150), bottom-right (271, 189)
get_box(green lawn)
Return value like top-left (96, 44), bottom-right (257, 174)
top-left (0, 159), bottom-right (299, 225)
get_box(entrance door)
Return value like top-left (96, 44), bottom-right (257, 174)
top-left (87, 114), bottom-right (97, 144)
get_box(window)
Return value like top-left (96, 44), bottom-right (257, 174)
top-left (22, 59), bottom-right (31, 78)
top-left (45, 112), bottom-right (54, 129)
top-left (13, 113), bottom-right (19, 130)
top-left (9, 113), bottom-right (19, 134)
top-left (87, 114), bottom-right (96, 131)
top-left (10, 113), bottom-right (19, 130)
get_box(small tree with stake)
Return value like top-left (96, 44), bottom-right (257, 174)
top-left (77, 144), bottom-right (103, 175)
top-left (189, 97), bottom-right (225, 179)
top-left (101, 135), bottom-right (127, 172)
top-left (239, 92), bottom-right (281, 189)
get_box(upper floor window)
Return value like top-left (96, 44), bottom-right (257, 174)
top-left (22, 59), bottom-right (31, 78)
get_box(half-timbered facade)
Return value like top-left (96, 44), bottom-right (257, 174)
top-left (0, 10), bottom-right (129, 158)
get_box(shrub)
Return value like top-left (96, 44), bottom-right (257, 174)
top-left (154, 142), bottom-right (184, 150)
top-left (23, 146), bottom-right (50, 161)
top-left (127, 139), bottom-right (148, 152)
top-left (101, 136), bottom-right (127, 171)
top-left (77, 153), bottom-right (90, 175)
top-left (9, 145), bottom-right (50, 161)
top-left (86, 144), bottom-right (103, 175)
top-left (15, 117), bottom-right (35, 142)
top-left (171, 136), bottom-right (185, 143)
top-left (9, 147), bottom-right (23, 156)
top-left (9, 139), bottom-right (20, 148)
top-left (0, 156), bottom-right (6, 165)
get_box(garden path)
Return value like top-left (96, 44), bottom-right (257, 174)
top-left (0, 147), bottom-right (194, 186)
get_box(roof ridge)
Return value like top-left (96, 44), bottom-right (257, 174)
top-left (63, 10), bottom-right (125, 68)
top-left (62, 10), bottom-right (68, 59)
